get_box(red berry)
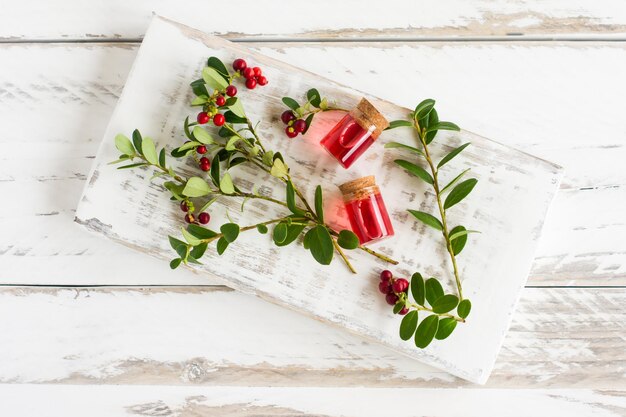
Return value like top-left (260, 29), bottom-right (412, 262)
top-left (232, 58), bottom-right (247, 72)
top-left (184, 213), bottom-right (195, 223)
top-left (245, 78), bottom-right (257, 89)
top-left (197, 145), bottom-right (207, 154)
top-left (225, 85), bottom-right (237, 97)
top-left (281, 110), bottom-right (295, 125)
top-left (257, 75), bottom-right (268, 86)
top-left (392, 278), bottom-right (409, 294)
top-left (198, 212), bottom-right (210, 225)
top-left (215, 95), bottom-right (226, 107)
top-left (385, 293), bottom-right (399, 305)
top-left (293, 119), bottom-right (307, 133)
top-left (399, 307), bottom-right (409, 315)
top-left (253, 67), bottom-right (262, 77)
top-left (380, 270), bottom-right (393, 281)
top-left (378, 281), bottom-right (391, 294)
top-left (180, 201), bottom-right (189, 212)
top-left (199, 157), bottom-right (210, 171)
top-left (243, 67), bottom-right (255, 79)
top-left (285, 126), bottom-right (298, 138)
top-left (213, 113), bottom-right (225, 126)
top-left (197, 112), bottom-right (209, 124)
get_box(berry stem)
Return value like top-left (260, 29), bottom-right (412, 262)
top-left (415, 122), bottom-right (464, 300)
top-left (332, 237), bottom-right (356, 274)
top-left (406, 302), bottom-right (465, 323)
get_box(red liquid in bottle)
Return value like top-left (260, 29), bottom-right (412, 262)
top-left (339, 176), bottom-right (394, 245)
top-left (320, 114), bottom-right (375, 169)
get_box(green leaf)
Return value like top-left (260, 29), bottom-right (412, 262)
top-left (219, 172), bottom-right (235, 195)
top-left (132, 130), bottom-right (143, 154)
top-left (306, 88), bottom-right (321, 107)
top-left (220, 223), bottom-right (240, 243)
top-left (270, 158), bottom-right (288, 179)
top-left (435, 318), bottom-right (457, 340)
top-left (210, 154), bottom-right (220, 187)
top-left (190, 78), bottom-right (209, 97)
top-left (303, 113), bottom-right (314, 134)
top-left (159, 148), bottom-right (166, 168)
top-left (432, 294), bottom-right (459, 314)
top-left (384, 142), bottom-right (424, 157)
top-left (183, 177), bottom-right (211, 197)
top-left (399, 310), bottom-right (418, 341)
top-left (408, 210), bottom-right (443, 231)
top-left (307, 225), bottom-right (334, 265)
top-left (414, 99), bottom-right (435, 122)
top-left (282, 97), bottom-right (300, 111)
top-left (227, 97), bottom-right (246, 118)
top-left (187, 224), bottom-right (217, 240)
top-left (191, 95), bottom-right (209, 106)
top-left (142, 137), bottom-right (158, 165)
top-left (425, 108), bottom-right (439, 144)
top-left (425, 121), bottom-right (460, 133)
top-left (169, 258), bottom-right (182, 269)
top-left (393, 301), bottom-right (405, 314)
top-left (181, 228), bottom-right (203, 246)
top-left (257, 224), bottom-right (268, 234)
top-left (314, 185), bottom-right (324, 223)
top-left (386, 120), bottom-right (413, 130)
top-left (410, 272), bottom-right (425, 306)
top-left (273, 222), bottom-right (288, 244)
top-left (441, 168), bottom-right (471, 194)
top-left (202, 66), bottom-right (229, 91)
top-left (449, 225), bottom-right (468, 255)
top-left (415, 315), bottom-right (439, 349)
top-left (444, 178), bottom-right (477, 209)
top-left (207, 56), bottom-right (229, 78)
top-left (216, 237), bottom-right (229, 255)
top-left (168, 236), bottom-right (188, 259)
top-left (337, 230), bottom-right (359, 250)
top-left (225, 136), bottom-right (239, 151)
top-left (457, 299), bottom-right (472, 319)
top-left (192, 126), bottom-right (214, 145)
top-left (178, 141), bottom-right (202, 152)
top-left (117, 163), bottom-right (147, 170)
top-left (424, 278), bottom-right (444, 306)
top-left (394, 160), bottom-right (433, 184)
top-left (262, 150), bottom-right (274, 167)
top-left (437, 143), bottom-right (470, 169)
top-left (275, 223), bottom-right (306, 247)
top-left (115, 134), bottom-right (135, 156)
top-left (286, 181), bottom-right (305, 216)
top-left (164, 181), bottom-right (184, 200)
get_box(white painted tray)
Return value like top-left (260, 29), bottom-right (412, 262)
top-left (76, 16), bottom-right (563, 384)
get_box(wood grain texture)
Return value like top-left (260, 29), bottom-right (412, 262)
top-left (0, 287), bottom-right (624, 389)
top-left (2, 0), bottom-right (626, 40)
top-left (75, 17), bottom-right (564, 384)
top-left (1, 41), bottom-right (625, 286)
top-left (0, 385), bottom-right (624, 417)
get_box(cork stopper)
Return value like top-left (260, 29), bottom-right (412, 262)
top-left (351, 98), bottom-right (389, 139)
top-left (339, 176), bottom-right (379, 200)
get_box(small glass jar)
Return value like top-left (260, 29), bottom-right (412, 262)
top-left (320, 98), bottom-right (389, 169)
top-left (339, 176), bottom-right (394, 245)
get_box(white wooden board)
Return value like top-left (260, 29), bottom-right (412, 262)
top-left (75, 16), bottom-right (562, 384)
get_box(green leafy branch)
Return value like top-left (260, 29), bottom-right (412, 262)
top-left (111, 56), bottom-right (398, 274)
top-left (281, 88), bottom-right (349, 137)
top-left (384, 98), bottom-right (478, 347)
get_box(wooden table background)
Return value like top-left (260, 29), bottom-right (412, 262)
top-left (0, 1), bottom-right (625, 415)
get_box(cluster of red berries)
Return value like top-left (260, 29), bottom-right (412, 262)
top-left (180, 200), bottom-right (210, 225)
top-left (379, 270), bottom-right (409, 315)
top-left (281, 111), bottom-right (307, 138)
top-left (233, 58), bottom-right (268, 90)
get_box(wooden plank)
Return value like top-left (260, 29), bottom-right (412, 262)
top-left (75, 16), bottom-right (564, 384)
top-left (2, 0), bottom-right (626, 40)
top-left (0, 385), bottom-right (624, 417)
top-left (0, 287), bottom-right (623, 389)
top-left (1, 43), bottom-right (624, 286)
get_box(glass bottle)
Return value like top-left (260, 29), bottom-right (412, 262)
top-left (320, 98), bottom-right (389, 169)
top-left (339, 176), bottom-right (394, 245)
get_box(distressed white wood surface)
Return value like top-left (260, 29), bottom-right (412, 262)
top-left (75, 17), bottom-right (562, 384)
top-left (1, 287), bottom-right (623, 389)
top-left (2, 0), bottom-right (626, 40)
top-left (0, 384), bottom-right (624, 417)
top-left (1, 43), bottom-right (624, 286)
